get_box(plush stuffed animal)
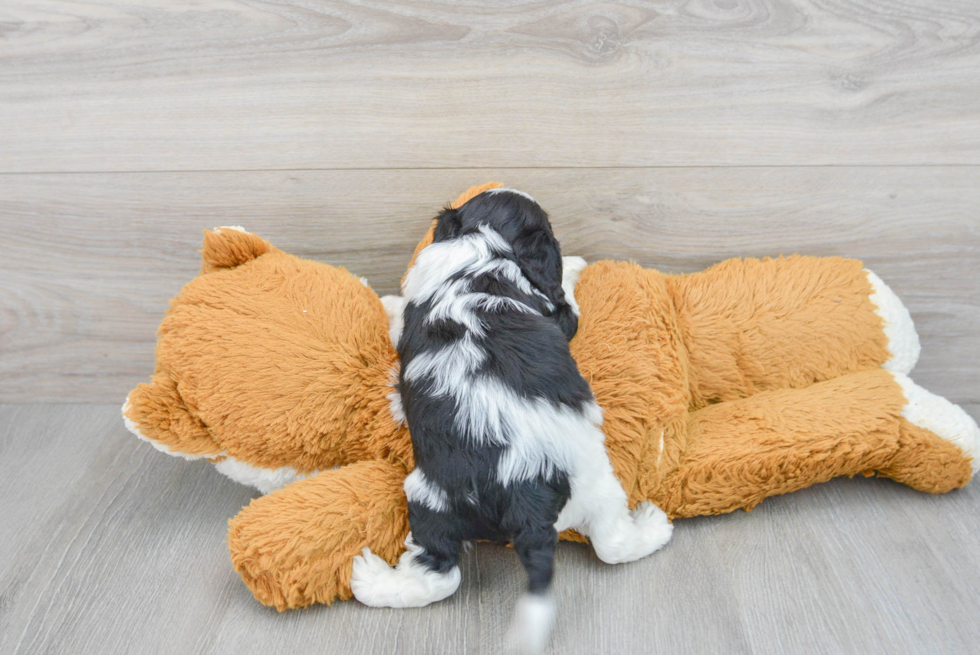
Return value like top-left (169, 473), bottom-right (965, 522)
top-left (123, 183), bottom-right (979, 612)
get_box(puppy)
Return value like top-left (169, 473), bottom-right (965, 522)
top-left (352, 189), bottom-right (673, 653)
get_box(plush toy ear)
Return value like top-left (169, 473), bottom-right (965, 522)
top-left (512, 228), bottom-right (578, 340)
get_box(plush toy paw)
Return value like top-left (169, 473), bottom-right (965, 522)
top-left (892, 372), bottom-right (980, 473)
top-left (350, 542), bottom-right (461, 608)
top-left (592, 501), bottom-right (673, 565)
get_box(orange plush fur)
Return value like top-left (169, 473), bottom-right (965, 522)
top-left (123, 186), bottom-right (977, 611)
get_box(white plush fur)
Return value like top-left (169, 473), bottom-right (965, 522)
top-left (891, 372), bottom-right (980, 474)
top-left (386, 366), bottom-right (406, 426)
top-left (380, 295), bottom-right (406, 346)
top-left (213, 456), bottom-right (317, 495)
top-left (351, 534), bottom-right (461, 608)
top-left (403, 468), bottom-right (450, 513)
top-left (865, 269), bottom-right (921, 375)
top-left (505, 594), bottom-right (557, 655)
top-left (561, 256), bottom-right (587, 317)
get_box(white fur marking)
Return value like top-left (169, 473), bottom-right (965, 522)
top-left (351, 534), bottom-right (461, 608)
top-left (505, 594), bottom-right (556, 655)
top-left (404, 469), bottom-right (450, 512)
top-left (403, 226), bottom-right (549, 308)
top-left (891, 372), bottom-right (980, 474)
top-left (404, 333), bottom-right (487, 397)
top-left (423, 278), bottom-right (490, 335)
top-left (865, 269), bottom-right (920, 375)
top-left (403, 345), bottom-right (610, 485)
top-left (425, 283), bottom-right (539, 337)
top-left (403, 228), bottom-right (509, 301)
top-left (474, 383), bottom-right (605, 483)
top-left (561, 496), bottom-right (673, 565)
top-left (214, 225), bottom-right (249, 233)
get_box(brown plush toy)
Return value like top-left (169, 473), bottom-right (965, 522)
top-left (123, 183), bottom-right (978, 612)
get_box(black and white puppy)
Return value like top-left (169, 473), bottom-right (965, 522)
top-left (351, 189), bottom-right (672, 652)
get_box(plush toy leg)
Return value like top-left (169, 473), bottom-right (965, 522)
top-left (659, 369), bottom-right (926, 518)
top-left (876, 373), bottom-right (978, 491)
top-left (227, 460), bottom-right (410, 610)
top-left (666, 256), bottom-right (914, 406)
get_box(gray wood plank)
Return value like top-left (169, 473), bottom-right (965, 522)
top-left (2, 404), bottom-right (979, 654)
top-left (714, 477), bottom-right (980, 655)
top-left (2, 0), bottom-right (979, 172)
top-left (2, 167), bottom-right (977, 409)
top-left (0, 404), bottom-right (256, 655)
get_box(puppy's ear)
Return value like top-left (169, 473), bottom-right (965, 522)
top-left (513, 229), bottom-right (578, 340)
top-left (433, 208), bottom-right (462, 241)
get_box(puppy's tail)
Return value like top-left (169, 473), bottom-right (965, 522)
top-left (505, 593), bottom-right (556, 654)
top-left (506, 528), bottom-right (559, 654)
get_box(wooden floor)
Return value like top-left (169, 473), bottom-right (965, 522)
top-left (3, 405), bottom-right (980, 655)
top-left (2, 1), bottom-right (979, 653)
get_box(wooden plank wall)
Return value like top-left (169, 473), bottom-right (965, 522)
top-left (2, 1), bottom-right (977, 408)
top-left (2, 169), bottom-right (977, 408)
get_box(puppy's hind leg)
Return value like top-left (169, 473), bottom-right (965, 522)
top-left (350, 506), bottom-right (462, 608)
top-left (557, 435), bottom-right (673, 565)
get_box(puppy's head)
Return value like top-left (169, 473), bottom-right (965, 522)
top-left (433, 189), bottom-right (577, 340)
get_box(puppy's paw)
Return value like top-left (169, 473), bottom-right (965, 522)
top-left (629, 501), bottom-right (673, 559)
top-left (350, 547), bottom-right (398, 607)
top-left (592, 502), bottom-right (673, 564)
top-left (350, 546), bottom-right (461, 608)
